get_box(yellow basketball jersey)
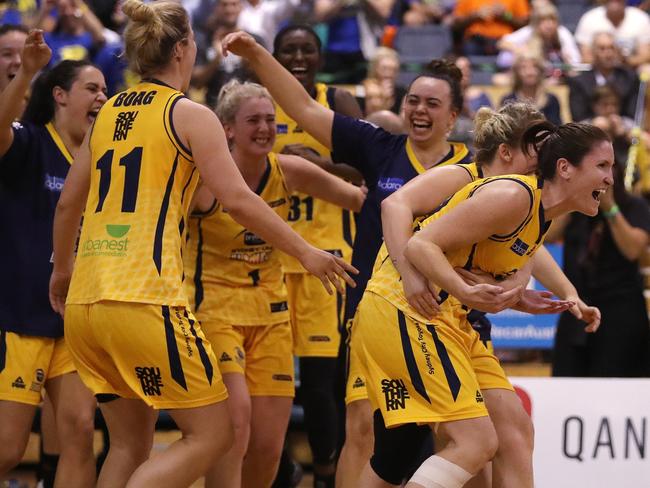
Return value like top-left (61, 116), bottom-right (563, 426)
top-left (67, 80), bottom-right (198, 306)
top-left (184, 153), bottom-right (291, 325)
top-left (273, 83), bottom-right (355, 273)
top-left (366, 171), bottom-right (548, 323)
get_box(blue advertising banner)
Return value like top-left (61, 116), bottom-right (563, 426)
top-left (488, 243), bottom-right (564, 349)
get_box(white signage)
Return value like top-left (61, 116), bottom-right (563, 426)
top-left (510, 377), bottom-right (650, 488)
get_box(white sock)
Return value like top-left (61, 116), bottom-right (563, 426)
top-left (409, 455), bottom-right (473, 488)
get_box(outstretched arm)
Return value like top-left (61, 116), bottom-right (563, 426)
top-left (280, 154), bottom-right (366, 212)
top-left (222, 31), bottom-right (335, 149)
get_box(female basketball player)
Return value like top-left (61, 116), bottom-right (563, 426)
top-left (221, 32), bottom-right (475, 487)
top-left (357, 120), bottom-right (611, 488)
top-left (353, 104), bottom-right (597, 488)
top-left (184, 79), bottom-right (364, 488)
top-left (272, 25), bottom-right (363, 486)
top-left (48, 2), bottom-right (356, 487)
top-left (0, 32), bottom-right (105, 487)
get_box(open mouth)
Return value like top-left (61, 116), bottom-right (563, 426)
top-left (592, 189), bottom-right (605, 201)
top-left (412, 120), bottom-right (432, 130)
top-left (87, 109), bottom-right (99, 123)
top-left (290, 67), bottom-right (308, 76)
top-left (254, 137), bottom-right (270, 145)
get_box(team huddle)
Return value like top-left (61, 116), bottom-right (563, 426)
top-left (0, 1), bottom-right (614, 487)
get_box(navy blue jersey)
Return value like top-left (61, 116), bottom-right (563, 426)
top-left (0, 121), bottom-right (73, 338)
top-left (330, 114), bottom-right (472, 320)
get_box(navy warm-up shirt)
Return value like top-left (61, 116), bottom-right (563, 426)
top-left (0, 121), bottom-right (73, 338)
top-left (330, 114), bottom-right (472, 321)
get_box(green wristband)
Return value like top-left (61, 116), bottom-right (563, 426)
top-left (603, 204), bottom-right (620, 219)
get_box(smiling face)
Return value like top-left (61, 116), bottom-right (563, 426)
top-left (225, 96), bottom-right (276, 157)
top-left (403, 76), bottom-right (457, 144)
top-left (55, 66), bottom-right (107, 141)
top-left (564, 139), bottom-right (615, 216)
top-left (275, 29), bottom-right (321, 90)
top-left (0, 29), bottom-right (27, 93)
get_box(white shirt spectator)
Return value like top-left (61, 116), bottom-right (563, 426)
top-left (574, 6), bottom-right (650, 59)
top-left (497, 24), bottom-right (581, 68)
top-left (237, 0), bottom-right (301, 50)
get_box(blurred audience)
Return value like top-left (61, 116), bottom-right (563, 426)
top-left (568, 31), bottom-right (639, 122)
top-left (364, 46), bottom-right (404, 112)
top-left (497, 1), bottom-right (580, 76)
top-left (315, 0), bottom-right (395, 83)
top-left (500, 54), bottom-right (562, 124)
top-left (575, 0), bottom-right (650, 68)
top-left (402, 0), bottom-right (445, 26)
top-left (452, 0), bottom-right (529, 55)
top-left (0, 24), bottom-right (28, 94)
top-left (449, 55), bottom-right (492, 148)
top-left (237, 0), bottom-right (304, 50)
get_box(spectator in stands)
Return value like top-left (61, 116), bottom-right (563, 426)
top-left (497, 1), bottom-right (581, 76)
top-left (587, 85), bottom-right (637, 161)
top-left (452, 0), bottom-right (529, 55)
top-left (575, 0), bottom-right (650, 68)
top-left (315, 0), bottom-right (394, 83)
top-left (0, 24), bottom-right (28, 94)
top-left (191, 0), bottom-right (262, 108)
top-left (362, 77), bottom-right (393, 113)
top-left (0, 0), bottom-right (40, 25)
top-left (449, 55), bottom-right (491, 148)
top-left (548, 161), bottom-right (650, 378)
top-left (402, 0), bottom-right (445, 26)
top-left (568, 31), bottom-right (639, 122)
top-left (237, 0), bottom-right (303, 50)
top-left (365, 46), bottom-right (404, 112)
top-left (500, 53), bottom-right (562, 124)
top-left (36, 0), bottom-right (107, 66)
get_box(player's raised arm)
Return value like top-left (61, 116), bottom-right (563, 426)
top-left (222, 31), bottom-right (335, 149)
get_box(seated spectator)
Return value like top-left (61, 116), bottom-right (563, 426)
top-left (497, 1), bottom-right (580, 77)
top-left (0, 0), bottom-right (40, 25)
top-left (364, 108), bottom-right (407, 133)
top-left (452, 0), bottom-right (529, 55)
top-left (575, 0), bottom-right (650, 68)
top-left (403, 0), bottom-right (445, 26)
top-left (191, 0), bottom-right (262, 107)
top-left (315, 0), bottom-right (394, 83)
top-left (365, 46), bottom-right (404, 112)
top-left (362, 77), bottom-right (394, 114)
top-left (449, 55), bottom-right (492, 148)
top-left (36, 0), bottom-right (106, 66)
top-left (568, 31), bottom-right (639, 122)
top-left (500, 53), bottom-right (562, 124)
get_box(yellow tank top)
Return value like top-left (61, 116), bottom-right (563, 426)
top-left (366, 171), bottom-right (549, 323)
top-left (273, 83), bottom-right (355, 273)
top-left (184, 153), bottom-right (291, 325)
top-left (67, 80), bottom-right (199, 306)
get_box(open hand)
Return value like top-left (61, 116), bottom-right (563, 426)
top-left (515, 290), bottom-right (575, 315)
top-left (21, 30), bottom-right (52, 76)
top-left (300, 247), bottom-right (358, 295)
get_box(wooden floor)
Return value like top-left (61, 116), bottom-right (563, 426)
top-left (1, 362), bottom-right (549, 487)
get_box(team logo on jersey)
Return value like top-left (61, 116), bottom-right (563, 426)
top-left (113, 111), bottom-right (139, 142)
top-left (377, 177), bottom-right (404, 192)
top-left (476, 390), bottom-right (484, 403)
top-left (134, 366), bottom-right (164, 396)
top-left (44, 174), bottom-right (65, 192)
top-left (276, 124), bottom-right (288, 134)
top-left (352, 377), bottom-right (365, 389)
top-left (415, 324), bottom-right (435, 375)
top-left (220, 352), bottom-right (232, 362)
top-left (381, 379), bottom-right (410, 411)
top-left (510, 238), bottom-right (530, 256)
top-left (12, 377), bottom-right (26, 389)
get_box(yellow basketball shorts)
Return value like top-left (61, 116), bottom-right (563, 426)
top-left (286, 272), bottom-right (342, 357)
top-left (356, 292), bottom-right (512, 427)
top-left (0, 331), bottom-right (75, 405)
top-left (345, 315), bottom-right (369, 405)
top-left (201, 318), bottom-right (295, 398)
top-left (65, 302), bottom-right (228, 409)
